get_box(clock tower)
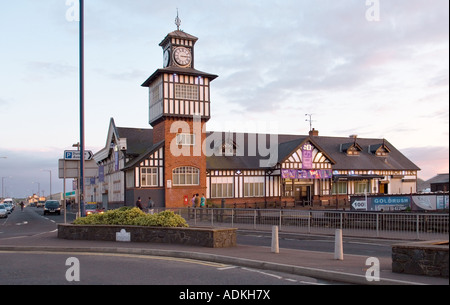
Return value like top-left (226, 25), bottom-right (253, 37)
top-left (141, 15), bottom-right (218, 208)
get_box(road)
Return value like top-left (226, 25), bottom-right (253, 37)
top-left (1, 207), bottom-right (346, 285)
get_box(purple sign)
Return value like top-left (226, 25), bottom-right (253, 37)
top-left (281, 169), bottom-right (332, 179)
top-left (302, 143), bottom-right (313, 169)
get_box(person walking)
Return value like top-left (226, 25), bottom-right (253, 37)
top-left (194, 193), bottom-right (200, 208)
top-left (200, 193), bottom-right (206, 207)
top-left (136, 197), bottom-right (143, 210)
top-left (20, 201), bottom-right (24, 212)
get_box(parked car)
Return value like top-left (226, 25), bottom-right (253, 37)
top-left (85, 203), bottom-right (104, 215)
top-left (43, 200), bottom-right (61, 215)
top-left (3, 203), bottom-right (13, 214)
top-left (0, 204), bottom-right (7, 218)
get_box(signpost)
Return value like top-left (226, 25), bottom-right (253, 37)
top-left (64, 150), bottom-right (93, 161)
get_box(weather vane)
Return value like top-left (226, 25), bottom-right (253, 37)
top-left (175, 8), bottom-right (181, 31)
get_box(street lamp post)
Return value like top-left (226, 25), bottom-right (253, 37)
top-left (2, 176), bottom-right (11, 199)
top-left (79, 0), bottom-right (86, 217)
top-left (32, 182), bottom-right (40, 197)
top-left (41, 170), bottom-right (52, 200)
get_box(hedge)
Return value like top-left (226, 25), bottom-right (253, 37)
top-left (73, 207), bottom-right (188, 228)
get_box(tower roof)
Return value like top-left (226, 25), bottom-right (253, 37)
top-left (159, 30), bottom-right (198, 47)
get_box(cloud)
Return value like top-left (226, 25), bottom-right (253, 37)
top-left (26, 61), bottom-right (77, 79)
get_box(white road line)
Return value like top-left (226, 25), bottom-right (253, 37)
top-left (241, 267), bottom-right (283, 280)
top-left (217, 266), bottom-right (237, 271)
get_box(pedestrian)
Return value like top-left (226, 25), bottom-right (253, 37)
top-left (200, 193), bottom-right (206, 207)
top-left (191, 194), bottom-right (196, 207)
top-left (148, 197), bottom-right (155, 214)
top-left (20, 201), bottom-right (24, 212)
top-left (136, 197), bottom-right (143, 210)
top-left (194, 193), bottom-right (200, 207)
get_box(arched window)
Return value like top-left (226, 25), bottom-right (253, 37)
top-left (172, 166), bottom-right (200, 186)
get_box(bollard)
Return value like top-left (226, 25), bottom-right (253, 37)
top-left (271, 226), bottom-right (279, 254)
top-left (334, 229), bottom-right (343, 260)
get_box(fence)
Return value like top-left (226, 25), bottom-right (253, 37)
top-left (164, 207), bottom-right (449, 241)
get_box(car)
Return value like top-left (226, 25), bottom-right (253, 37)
top-left (85, 203), bottom-right (104, 215)
top-left (0, 204), bottom-right (7, 218)
top-left (3, 203), bottom-right (13, 214)
top-left (43, 200), bottom-right (61, 215)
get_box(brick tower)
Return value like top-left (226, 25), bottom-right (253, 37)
top-left (141, 19), bottom-right (217, 208)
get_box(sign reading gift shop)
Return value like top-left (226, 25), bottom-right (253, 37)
top-left (302, 143), bottom-right (313, 169)
top-left (281, 169), bottom-right (332, 179)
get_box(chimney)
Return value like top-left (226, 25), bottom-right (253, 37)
top-left (309, 128), bottom-right (319, 136)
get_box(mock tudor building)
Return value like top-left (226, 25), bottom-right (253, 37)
top-left (84, 25), bottom-right (420, 209)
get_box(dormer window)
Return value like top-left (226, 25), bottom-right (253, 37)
top-left (341, 142), bottom-right (362, 156)
top-left (369, 142), bottom-right (391, 157)
top-left (347, 146), bottom-right (360, 156)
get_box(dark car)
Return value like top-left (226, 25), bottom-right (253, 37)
top-left (43, 200), bottom-right (61, 215)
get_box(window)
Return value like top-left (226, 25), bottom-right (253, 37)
top-left (175, 84), bottom-right (198, 100)
top-left (176, 133), bottom-right (195, 146)
top-left (244, 182), bottom-right (264, 197)
top-left (332, 181), bottom-right (347, 194)
top-left (244, 177), bottom-right (265, 197)
top-left (211, 177), bottom-right (233, 198)
top-left (355, 180), bottom-right (370, 194)
top-left (173, 167), bottom-right (200, 186)
top-left (141, 167), bottom-right (158, 187)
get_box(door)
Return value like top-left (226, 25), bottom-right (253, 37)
top-left (102, 193), bottom-right (108, 210)
top-left (295, 185), bottom-right (311, 205)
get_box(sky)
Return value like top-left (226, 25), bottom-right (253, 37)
top-left (0, 0), bottom-right (448, 198)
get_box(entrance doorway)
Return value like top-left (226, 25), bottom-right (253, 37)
top-left (294, 185), bottom-right (311, 206)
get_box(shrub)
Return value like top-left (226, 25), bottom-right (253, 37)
top-left (73, 207), bottom-right (188, 227)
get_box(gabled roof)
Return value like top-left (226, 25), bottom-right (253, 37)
top-left (311, 136), bottom-right (420, 171)
top-left (122, 140), bottom-right (164, 171)
top-left (93, 121), bottom-right (420, 173)
top-left (93, 118), bottom-right (153, 163)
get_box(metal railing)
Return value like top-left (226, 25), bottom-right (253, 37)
top-left (164, 207), bottom-right (449, 241)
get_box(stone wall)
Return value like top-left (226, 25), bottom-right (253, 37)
top-left (392, 241), bottom-right (449, 278)
top-left (58, 224), bottom-right (237, 248)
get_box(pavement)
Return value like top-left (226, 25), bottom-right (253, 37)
top-left (0, 229), bottom-right (448, 285)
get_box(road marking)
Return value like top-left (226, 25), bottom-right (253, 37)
top-left (0, 250), bottom-right (231, 268)
top-left (217, 266), bottom-right (237, 271)
top-left (241, 267), bottom-right (283, 280)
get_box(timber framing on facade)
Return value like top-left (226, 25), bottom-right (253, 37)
top-left (83, 25), bottom-right (420, 209)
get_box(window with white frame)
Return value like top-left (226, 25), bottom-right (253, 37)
top-left (211, 177), bottom-right (233, 198)
top-left (141, 167), bottom-right (158, 187)
top-left (355, 180), bottom-right (370, 194)
top-left (332, 181), bottom-right (347, 194)
top-left (244, 177), bottom-right (264, 197)
top-left (173, 166), bottom-right (199, 186)
top-left (176, 133), bottom-right (195, 146)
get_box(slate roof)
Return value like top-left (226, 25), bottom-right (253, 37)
top-left (141, 66), bottom-right (218, 87)
top-left (112, 127), bottom-right (420, 173)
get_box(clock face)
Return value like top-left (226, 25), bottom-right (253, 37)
top-left (163, 49), bottom-right (170, 67)
top-left (173, 47), bottom-right (192, 66)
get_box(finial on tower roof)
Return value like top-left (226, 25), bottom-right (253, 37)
top-left (175, 9), bottom-right (181, 31)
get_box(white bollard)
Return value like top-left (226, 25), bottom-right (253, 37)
top-left (334, 229), bottom-right (344, 260)
top-left (271, 226), bottom-right (279, 254)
